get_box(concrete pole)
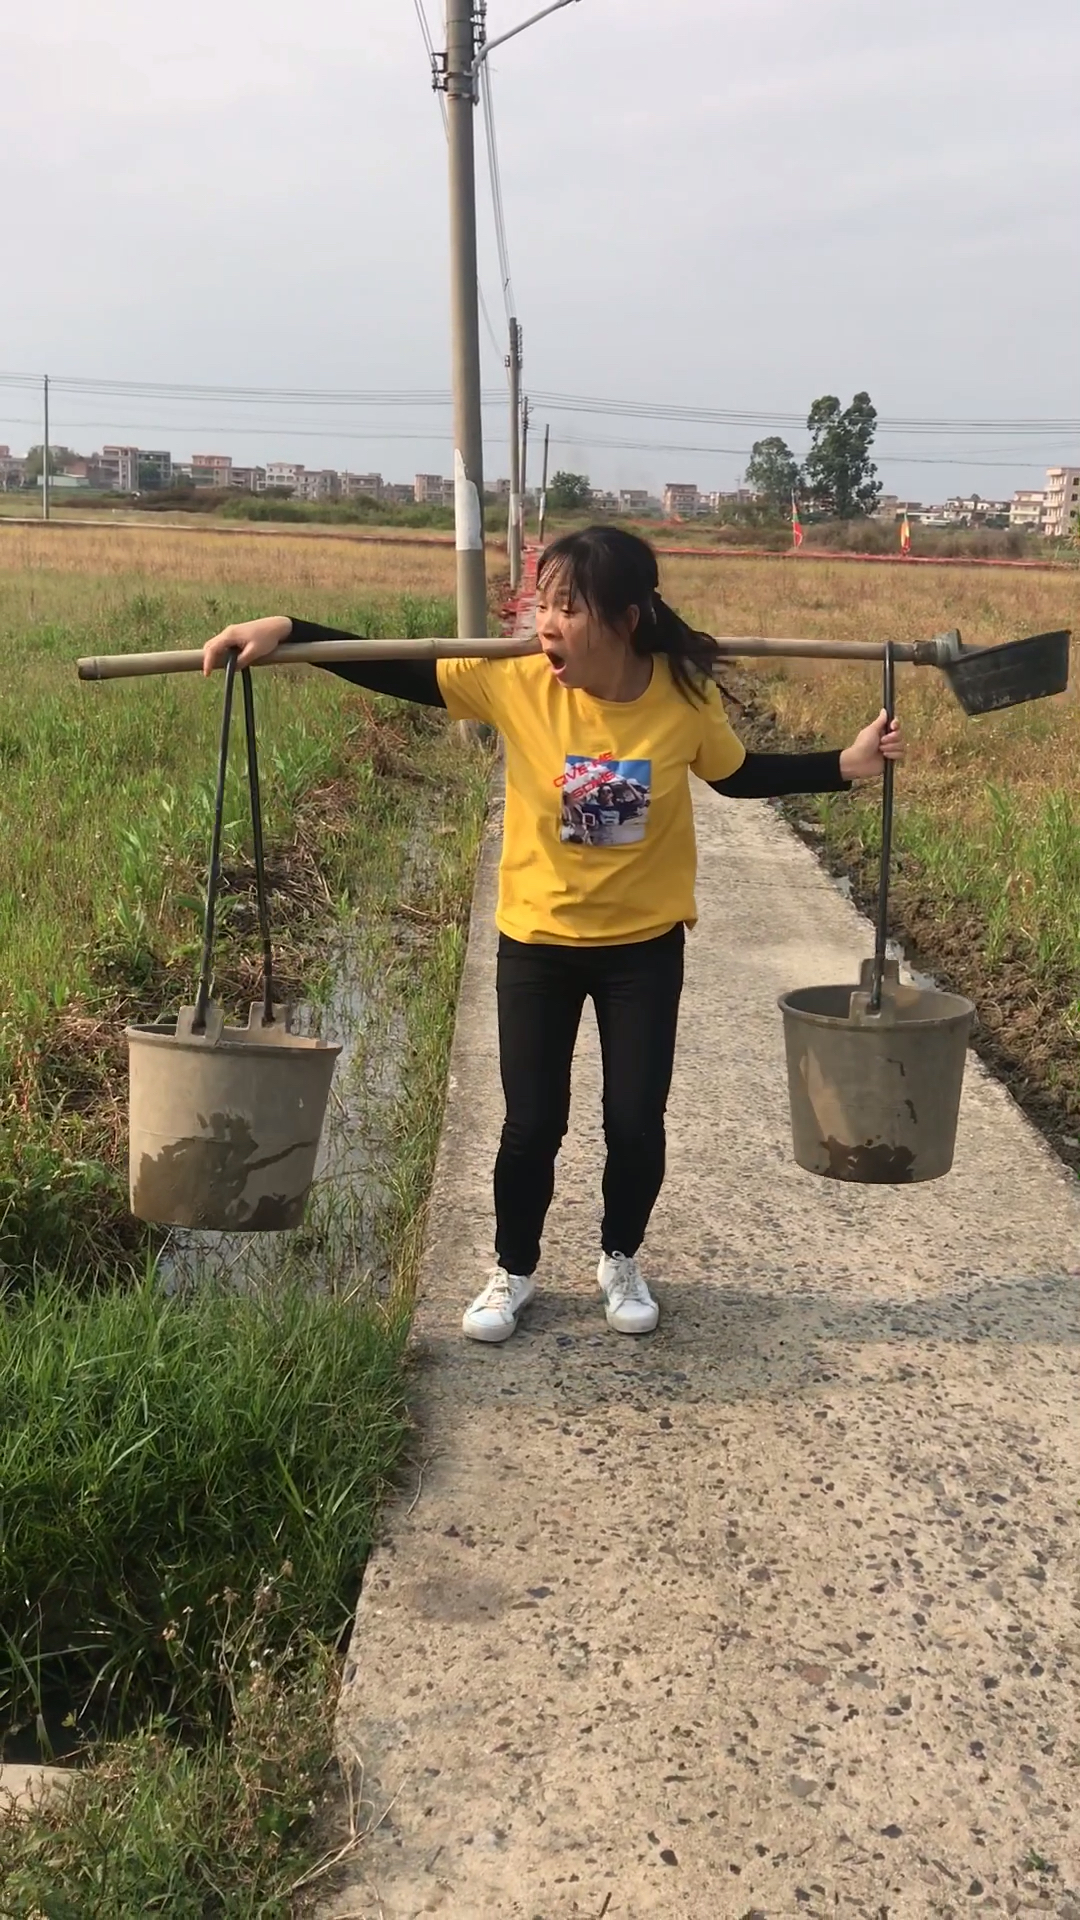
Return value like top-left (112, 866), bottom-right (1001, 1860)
top-left (446, 0), bottom-right (487, 642)
top-left (42, 374), bottom-right (50, 522)
top-left (520, 394), bottom-right (530, 545)
top-left (507, 316), bottom-right (521, 590)
top-left (538, 422), bottom-right (550, 545)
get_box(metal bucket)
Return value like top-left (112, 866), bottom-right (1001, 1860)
top-left (127, 1003), bottom-right (341, 1230)
top-left (778, 962), bottom-right (975, 1183)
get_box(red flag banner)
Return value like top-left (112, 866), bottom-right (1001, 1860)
top-left (791, 494), bottom-right (804, 550)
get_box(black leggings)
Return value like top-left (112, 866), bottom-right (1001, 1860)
top-left (494, 926), bottom-right (685, 1276)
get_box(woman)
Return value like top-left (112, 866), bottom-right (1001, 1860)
top-left (202, 525), bottom-right (902, 1345)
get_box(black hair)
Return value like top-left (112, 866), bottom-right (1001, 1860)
top-left (536, 524), bottom-right (719, 704)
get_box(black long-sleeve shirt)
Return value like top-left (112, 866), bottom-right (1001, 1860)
top-left (287, 617), bottom-right (851, 800)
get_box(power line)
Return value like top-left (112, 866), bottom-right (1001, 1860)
top-left (0, 412), bottom-right (527, 448)
top-left (411, 0), bottom-right (447, 131)
top-left (2, 369), bottom-right (1077, 437)
top-left (0, 372), bottom-right (460, 406)
top-left (546, 431), bottom-right (1052, 472)
top-left (1, 370), bottom-right (1076, 458)
top-left (531, 391), bottom-right (1080, 439)
top-left (0, 408), bottom-right (1052, 473)
top-left (479, 59), bottom-right (515, 322)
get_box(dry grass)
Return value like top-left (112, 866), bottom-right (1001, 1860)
top-left (665, 553), bottom-right (1080, 1156)
top-left (663, 550), bottom-right (1079, 653)
top-left (661, 552), bottom-right (1078, 818)
top-left (0, 521), bottom-right (456, 607)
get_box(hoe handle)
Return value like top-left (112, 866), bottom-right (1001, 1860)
top-left (77, 633), bottom-right (952, 681)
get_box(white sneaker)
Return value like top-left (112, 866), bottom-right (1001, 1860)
top-left (597, 1251), bottom-right (659, 1335)
top-left (462, 1267), bottom-right (536, 1344)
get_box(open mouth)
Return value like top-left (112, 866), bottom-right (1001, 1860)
top-left (545, 649), bottom-right (567, 674)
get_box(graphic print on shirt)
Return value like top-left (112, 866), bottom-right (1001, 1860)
top-left (556, 755), bottom-right (652, 847)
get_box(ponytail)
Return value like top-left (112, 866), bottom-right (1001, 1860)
top-left (643, 588), bottom-right (720, 704)
top-left (537, 524), bottom-right (719, 705)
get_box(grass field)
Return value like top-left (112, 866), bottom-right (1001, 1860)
top-left (0, 517), bottom-right (458, 601)
top-left (0, 522), bottom-right (1076, 1904)
top-left (0, 524), bottom-right (491, 1909)
top-left (665, 552), bottom-right (1080, 1157)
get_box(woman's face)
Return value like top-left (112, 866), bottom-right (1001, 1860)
top-left (535, 567), bottom-right (640, 692)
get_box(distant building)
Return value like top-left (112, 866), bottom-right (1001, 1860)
top-left (1041, 467), bottom-right (1080, 539)
top-left (1009, 488), bottom-right (1045, 531)
top-left (414, 473), bottom-right (453, 506)
top-left (101, 444), bottom-right (140, 491)
top-left (872, 497), bottom-right (924, 522)
top-left (383, 483), bottom-right (415, 507)
top-left (662, 482), bottom-right (706, 519)
top-left (618, 489), bottom-right (653, 515)
top-left (939, 494), bottom-right (1011, 528)
top-left (297, 468), bottom-right (340, 501)
top-left (703, 487), bottom-right (755, 513)
top-left (192, 454), bottom-right (233, 490)
top-left (230, 466), bottom-right (266, 492)
top-left (590, 489), bottom-right (619, 512)
top-left (0, 448), bottom-right (25, 490)
top-left (138, 448), bottom-right (173, 489)
top-left (341, 471), bottom-right (383, 500)
top-left (265, 463), bottom-right (304, 493)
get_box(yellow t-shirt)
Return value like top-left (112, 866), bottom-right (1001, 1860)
top-left (437, 653), bottom-right (746, 946)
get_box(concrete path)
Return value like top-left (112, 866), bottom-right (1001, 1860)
top-left (326, 794), bottom-right (1080, 1920)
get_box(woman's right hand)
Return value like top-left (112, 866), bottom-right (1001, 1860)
top-left (202, 616), bottom-right (294, 676)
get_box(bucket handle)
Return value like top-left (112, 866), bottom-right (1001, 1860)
top-left (869, 642), bottom-right (896, 1014)
top-left (192, 652), bottom-right (275, 1035)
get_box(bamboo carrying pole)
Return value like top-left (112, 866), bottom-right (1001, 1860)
top-left (77, 632), bottom-right (960, 682)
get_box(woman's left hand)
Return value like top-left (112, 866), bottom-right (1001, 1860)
top-left (839, 709), bottom-right (904, 782)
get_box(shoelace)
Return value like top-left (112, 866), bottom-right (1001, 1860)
top-left (480, 1267), bottom-right (516, 1309)
top-left (608, 1257), bottom-right (650, 1304)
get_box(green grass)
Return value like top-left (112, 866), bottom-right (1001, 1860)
top-left (0, 585), bottom-right (454, 994)
top-left (0, 1640), bottom-right (342, 1917)
top-left (0, 565), bottom-right (491, 1908)
top-left (895, 783), bottom-right (1080, 978)
top-left (0, 1274), bottom-right (409, 1740)
top-left (0, 580), bottom-right (477, 1278)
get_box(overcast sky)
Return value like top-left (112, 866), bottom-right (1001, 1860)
top-left (6, 0), bottom-right (1079, 501)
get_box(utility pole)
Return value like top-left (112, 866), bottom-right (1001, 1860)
top-left (443, 0), bottom-right (487, 642)
top-left (42, 374), bottom-right (50, 522)
top-left (435, 0), bottom-right (579, 634)
top-left (520, 395), bottom-right (530, 548)
top-left (538, 422), bottom-right (550, 545)
top-left (507, 316), bottom-right (522, 590)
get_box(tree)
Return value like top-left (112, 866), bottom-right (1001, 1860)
top-left (744, 436), bottom-right (801, 515)
top-left (548, 470), bottom-right (592, 510)
top-left (24, 444), bottom-right (77, 482)
top-left (802, 392), bottom-right (881, 519)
